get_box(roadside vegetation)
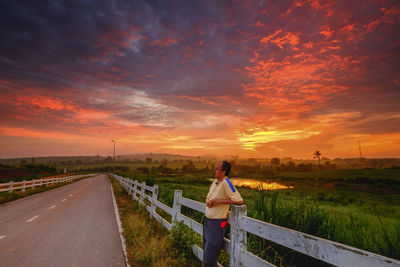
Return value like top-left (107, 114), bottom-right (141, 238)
top-left (0, 175), bottom-right (91, 205)
top-left (110, 176), bottom-right (201, 267)
top-left (0, 163), bottom-right (59, 182)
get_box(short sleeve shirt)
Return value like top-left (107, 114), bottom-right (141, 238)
top-left (205, 177), bottom-right (243, 219)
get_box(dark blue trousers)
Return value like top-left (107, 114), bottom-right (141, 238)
top-left (203, 217), bottom-right (227, 267)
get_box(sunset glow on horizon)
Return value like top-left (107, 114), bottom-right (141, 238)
top-left (1, 0), bottom-right (399, 159)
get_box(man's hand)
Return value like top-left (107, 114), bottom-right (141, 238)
top-left (206, 198), bottom-right (216, 207)
top-left (206, 199), bottom-right (212, 208)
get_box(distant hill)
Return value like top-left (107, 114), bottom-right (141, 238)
top-left (1, 154), bottom-right (399, 169)
top-left (0, 153), bottom-right (218, 165)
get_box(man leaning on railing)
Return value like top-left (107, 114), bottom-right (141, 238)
top-left (204, 161), bottom-right (243, 267)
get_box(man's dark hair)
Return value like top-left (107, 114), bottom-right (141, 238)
top-left (221, 161), bottom-right (231, 176)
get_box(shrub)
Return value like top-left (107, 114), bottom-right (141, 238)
top-left (167, 221), bottom-right (195, 259)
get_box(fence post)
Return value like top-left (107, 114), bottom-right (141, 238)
top-left (22, 180), bottom-right (26, 192)
top-left (230, 205), bottom-right (247, 267)
top-left (133, 180), bottom-right (138, 201)
top-left (9, 180), bottom-right (13, 192)
top-left (139, 181), bottom-right (145, 205)
top-left (32, 179), bottom-right (35, 189)
top-left (129, 180), bottom-right (132, 193)
top-left (40, 178), bottom-right (43, 187)
top-left (150, 185), bottom-right (158, 219)
top-left (129, 180), bottom-right (134, 195)
top-left (171, 190), bottom-right (182, 226)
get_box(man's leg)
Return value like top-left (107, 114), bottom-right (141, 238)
top-left (203, 219), bottom-right (225, 267)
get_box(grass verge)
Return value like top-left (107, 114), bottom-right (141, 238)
top-left (109, 175), bottom-right (202, 267)
top-left (0, 175), bottom-right (93, 205)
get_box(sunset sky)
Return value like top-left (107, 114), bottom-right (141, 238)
top-left (1, 0), bottom-right (399, 159)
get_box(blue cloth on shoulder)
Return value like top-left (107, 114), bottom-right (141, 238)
top-left (225, 178), bottom-right (236, 192)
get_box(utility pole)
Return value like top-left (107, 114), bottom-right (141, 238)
top-left (358, 140), bottom-right (363, 158)
top-left (111, 140), bottom-right (115, 173)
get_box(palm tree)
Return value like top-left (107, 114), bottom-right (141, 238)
top-left (313, 150), bottom-right (321, 166)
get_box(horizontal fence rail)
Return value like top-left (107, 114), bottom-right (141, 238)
top-left (0, 174), bottom-right (97, 193)
top-left (111, 174), bottom-right (400, 267)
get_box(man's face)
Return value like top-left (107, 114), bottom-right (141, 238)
top-left (214, 162), bottom-right (225, 179)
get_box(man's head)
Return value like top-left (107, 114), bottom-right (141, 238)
top-left (214, 160), bottom-right (231, 180)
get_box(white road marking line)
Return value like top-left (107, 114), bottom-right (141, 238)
top-left (62, 199), bottom-right (66, 202)
top-left (111, 184), bottom-right (130, 267)
top-left (26, 215), bottom-right (40, 223)
top-left (0, 235), bottom-right (5, 240)
top-left (49, 205), bottom-right (56, 210)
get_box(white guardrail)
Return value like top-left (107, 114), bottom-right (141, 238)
top-left (0, 174), bottom-right (97, 193)
top-left (111, 174), bottom-right (400, 267)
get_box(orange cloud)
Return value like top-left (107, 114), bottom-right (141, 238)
top-left (177, 95), bottom-right (221, 106)
top-left (260, 30), bottom-right (282, 44)
top-left (0, 126), bottom-right (85, 140)
top-left (151, 37), bottom-right (179, 46)
top-left (16, 95), bottom-right (77, 112)
top-left (320, 27), bottom-right (334, 39)
top-left (236, 128), bottom-right (320, 151)
top-left (260, 30), bottom-right (300, 49)
top-left (243, 54), bottom-right (349, 117)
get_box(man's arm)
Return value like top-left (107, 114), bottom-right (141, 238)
top-left (208, 198), bottom-right (243, 207)
top-left (206, 197), bottom-right (212, 208)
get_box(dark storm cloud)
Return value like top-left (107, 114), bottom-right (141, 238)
top-left (1, 0), bottom-right (253, 93)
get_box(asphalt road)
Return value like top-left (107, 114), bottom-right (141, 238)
top-left (0, 174), bottom-right (125, 267)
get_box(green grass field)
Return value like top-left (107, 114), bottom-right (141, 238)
top-left (114, 167), bottom-right (400, 266)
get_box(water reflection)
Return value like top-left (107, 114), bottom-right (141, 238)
top-left (230, 178), bottom-right (293, 191)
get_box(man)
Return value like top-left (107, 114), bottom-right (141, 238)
top-left (203, 161), bottom-right (243, 267)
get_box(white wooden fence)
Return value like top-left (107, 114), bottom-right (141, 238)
top-left (0, 174), bottom-right (97, 193)
top-left (111, 174), bottom-right (400, 267)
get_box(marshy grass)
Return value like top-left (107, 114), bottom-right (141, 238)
top-left (247, 189), bottom-right (400, 266)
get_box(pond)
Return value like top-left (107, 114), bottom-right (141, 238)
top-left (230, 178), bottom-right (293, 191)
